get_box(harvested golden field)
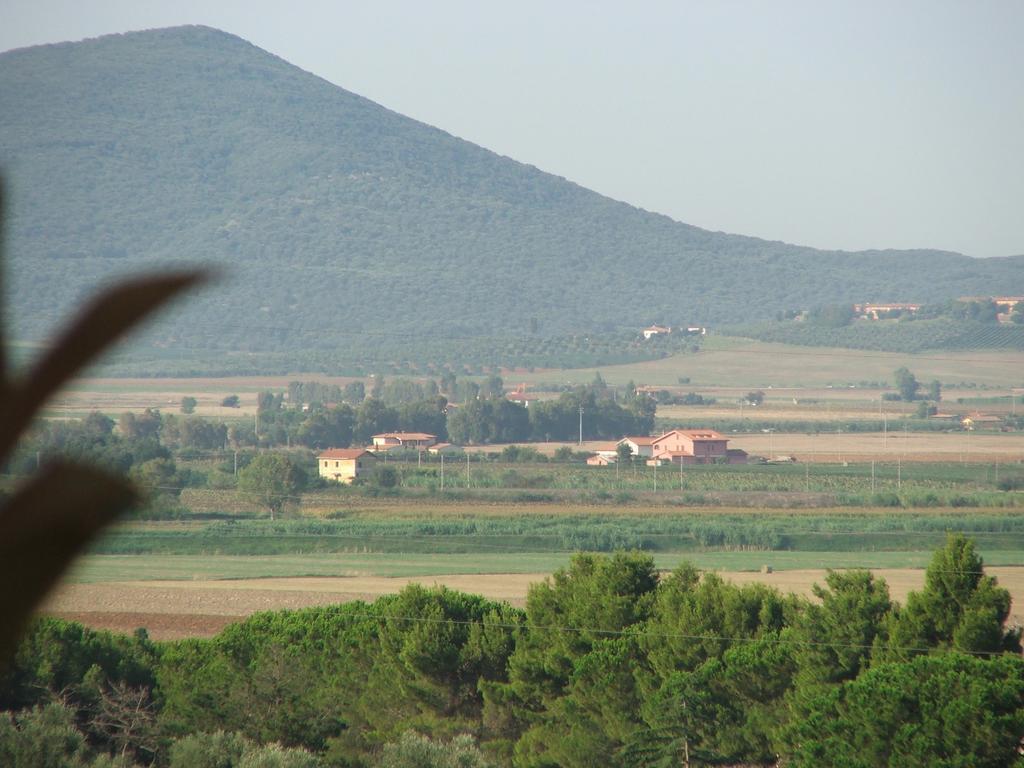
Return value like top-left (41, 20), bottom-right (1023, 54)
top-left (729, 430), bottom-right (1024, 463)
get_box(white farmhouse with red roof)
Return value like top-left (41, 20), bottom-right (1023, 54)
top-left (371, 432), bottom-right (438, 451)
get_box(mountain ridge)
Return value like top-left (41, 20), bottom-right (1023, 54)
top-left (1, 25), bottom-right (1020, 371)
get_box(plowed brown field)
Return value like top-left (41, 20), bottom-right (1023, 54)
top-left (42, 568), bottom-right (1024, 640)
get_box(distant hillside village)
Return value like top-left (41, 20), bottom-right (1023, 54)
top-left (784, 295), bottom-right (1024, 324)
top-left (642, 296), bottom-right (1023, 346)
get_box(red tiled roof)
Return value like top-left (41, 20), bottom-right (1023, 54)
top-left (655, 429), bottom-right (725, 441)
top-left (372, 432), bottom-right (437, 441)
top-left (318, 448), bottom-right (372, 460)
top-left (619, 436), bottom-right (656, 445)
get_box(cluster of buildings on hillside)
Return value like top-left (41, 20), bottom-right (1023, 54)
top-left (770, 297), bottom-right (1024, 323)
top-left (853, 297), bottom-right (1023, 322)
top-left (642, 324), bottom-right (706, 339)
top-left (317, 428), bottom-right (745, 484)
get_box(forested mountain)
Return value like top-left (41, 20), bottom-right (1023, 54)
top-left (1, 26), bottom-right (1022, 373)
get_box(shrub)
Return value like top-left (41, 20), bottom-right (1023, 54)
top-left (375, 466), bottom-right (399, 489)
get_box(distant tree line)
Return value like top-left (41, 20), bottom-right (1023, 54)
top-left (448, 378), bottom-right (655, 445)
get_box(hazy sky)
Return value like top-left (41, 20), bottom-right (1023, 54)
top-left (3, 1), bottom-right (1023, 257)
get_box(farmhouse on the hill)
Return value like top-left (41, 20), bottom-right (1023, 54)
top-left (318, 448), bottom-right (377, 483)
top-left (642, 325), bottom-right (672, 339)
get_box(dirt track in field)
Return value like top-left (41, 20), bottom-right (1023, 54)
top-left (42, 568), bottom-right (1024, 640)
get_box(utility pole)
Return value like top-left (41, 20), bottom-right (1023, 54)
top-left (578, 406), bottom-right (584, 446)
top-left (682, 698), bottom-right (691, 768)
top-left (440, 454), bottom-right (445, 490)
top-left (653, 459), bottom-right (658, 493)
top-left (871, 460), bottom-right (875, 493)
top-left (466, 452), bottom-right (471, 487)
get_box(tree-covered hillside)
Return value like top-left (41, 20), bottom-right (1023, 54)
top-left (1, 26), bottom-right (1022, 372)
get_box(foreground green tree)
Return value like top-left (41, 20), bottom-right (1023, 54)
top-left (792, 570), bottom-right (892, 687)
top-left (782, 653), bottom-right (1024, 768)
top-left (638, 566), bottom-right (791, 765)
top-left (879, 534), bottom-right (1021, 660)
top-left (488, 553), bottom-right (658, 767)
top-left (333, 586), bottom-right (519, 760)
top-left (237, 453), bottom-right (307, 520)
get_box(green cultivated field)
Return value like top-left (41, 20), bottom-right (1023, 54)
top-left (73, 503), bottom-right (1024, 582)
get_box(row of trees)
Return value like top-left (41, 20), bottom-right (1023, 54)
top-left (2, 536), bottom-right (1020, 767)
top-left (447, 387), bottom-right (655, 445)
top-left (12, 373), bottom-right (660, 482)
top-left (280, 374), bottom-right (507, 410)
